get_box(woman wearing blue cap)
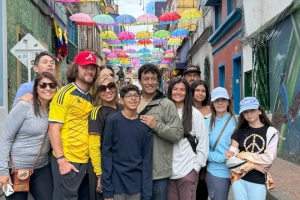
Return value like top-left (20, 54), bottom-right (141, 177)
top-left (226, 97), bottom-right (279, 200)
top-left (205, 87), bottom-right (237, 200)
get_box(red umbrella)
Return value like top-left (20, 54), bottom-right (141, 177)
top-left (159, 12), bottom-right (181, 24)
top-left (118, 52), bottom-right (129, 59)
top-left (137, 39), bottom-right (152, 46)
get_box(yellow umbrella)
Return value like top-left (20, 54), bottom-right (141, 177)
top-left (180, 9), bottom-right (202, 22)
top-left (136, 31), bottom-right (153, 39)
top-left (102, 42), bottom-right (108, 48)
top-left (167, 38), bottom-right (182, 46)
top-left (159, 64), bottom-right (169, 69)
top-left (100, 31), bottom-right (117, 40)
top-left (119, 58), bottom-right (130, 65)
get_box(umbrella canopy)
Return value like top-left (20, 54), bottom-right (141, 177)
top-left (69, 13), bottom-right (96, 26)
top-left (118, 52), bottom-right (129, 59)
top-left (153, 39), bottom-right (167, 46)
top-left (115, 14), bottom-right (136, 25)
top-left (106, 40), bottom-right (123, 47)
top-left (130, 58), bottom-right (140, 68)
top-left (138, 48), bottom-right (151, 54)
top-left (100, 31), bottom-right (117, 40)
top-left (153, 30), bottom-right (171, 38)
top-left (159, 64), bottom-right (169, 69)
top-left (130, 53), bottom-right (140, 58)
top-left (171, 28), bottom-right (189, 38)
top-left (136, 31), bottom-right (152, 39)
top-left (106, 53), bottom-right (118, 60)
top-left (122, 40), bottom-right (136, 45)
top-left (117, 31), bottom-right (135, 40)
top-left (125, 49), bottom-right (137, 53)
top-left (151, 48), bottom-right (164, 54)
top-left (152, 53), bottom-right (164, 58)
top-left (159, 12), bottom-right (181, 24)
top-left (180, 9), bottom-right (203, 22)
top-left (165, 49), bottom-right (177, 54)
top-left (102, 48), bottom-right (111, 55)
top-left (136, 14), bottom-right (159, 25)
top-left (165, 53), bottom-right (175, 58)
top-left (93, 14), bottom-right (116, 26)
top-left (137, 39), bottom-right (152, 46)
top-left (112, 49), bottom-right (124, 54)
top-left (167, 38), bottom-right (182, 46)
top-left (161, 59), bottom-right (171, 64)
top-left (102, 42), bottom-right (108, 48)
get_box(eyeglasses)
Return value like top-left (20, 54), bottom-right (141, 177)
top-left (124, 93), bottom-right (141, 99)
top-left (38, 82), bottom-right (56, 89)
top-left (98, 82), bottom-right (116, 93)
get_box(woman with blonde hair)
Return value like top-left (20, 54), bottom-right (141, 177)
top-left (88, 74), bottom-right (123, 200)
top-left (205, 87), bottom-right (237, 200)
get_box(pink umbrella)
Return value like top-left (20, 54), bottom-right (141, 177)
top-left (165, 49), bottom-right (177, 54)
top-left (106, 53), bottom-right (117, 60)
top-left (161, 59), bottom-right (171, 64)
top-left (112, 49), bottom-right (124, 54)
top-left (102, 48), bottom-right (111, 55)
top-left (153, 39), bottom-right (167, 46)
top-left (125, 49), bottom-right (137, 53)
top-left (69, 13), bottom-right (95, 26)
top-left (136, 14), bottom-right (159, 25)
top-left (130, 58), bottom-right (141, 68)
top-left (117, 31), bottom-right (135, 40)
top-left (153, 53), bottom-right (164, 58)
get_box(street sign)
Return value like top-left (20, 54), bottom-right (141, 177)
top-left (10, 33), bottom-right (48, 81)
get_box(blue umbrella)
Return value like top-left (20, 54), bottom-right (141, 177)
top-left (115, 14), bottom-right (136, 25)
top-left (122, 40), bottom-right (136, 45)
top-left (138, 48), bottom-right (151, 54)
top-left (140, 60), bottom-right (151, 64)
top-left (172, 28), bottom-right (189, 38)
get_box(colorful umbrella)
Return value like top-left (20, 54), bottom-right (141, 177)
top-left (165, 53), bottom-right (175, 58)
top-left (117, 31), bottom-right (135, 40)
top-left (137, 39), bottom-right (152, 46)
top-left (159, 64), bottom-right (169, 69)
top-left (153, 30), bottom-right (171, 38)
top-left (100, 31), bottom-right (117, 40)
top-left (106, 40), bottom-right (124, 47)
top-left (159, 12), bottom-right (181, 24)
top-left (152, 53), bottom-right (164, 58)
top-left (102, 42), bottom-right (108, 48)
top-left (115, 14), bottom-right (136, 25)
top-left (136, 14), bottom-right (159, 25)
top-left (112, 49), bottom-right (124, 54)
top-left (151, 48), bottom-right (164, 54)
top-left (130, 53), bottom-right (140, 58)
top-left (138, 48), bottom-right (151, 54)
top-left (153, 39), bottom-right (167, 46)
top-left (165, 49), bottom-right (177, 54)
top-left (69, 13), bottom-right (95, 26)
top-left (130, 58), bottom-right (140, 68)
top-left (102, 48), bottom-right (111, 55)
top-left (140, 53), bottom-right (152, 60)
top-left (171, 28), bottom-right (189, 38)
top-left (106, 53), bottom-right (117, 60)
top-left (180, 9), bottom-right (203, 22)
top-left (118, 52), bottom-right (129, 59)
top-left (125, 49), bottom-right (137, 53)
top-left (136, 31), bottom-right (152, 39)
top-left (161, 59), bottom-right (171, 64)
top-left (93, 14), bottom-right (116, 26)
top-left (167, 38), bottom-right (182, 46)
top-left (122, 40), bottom-right (136, 45)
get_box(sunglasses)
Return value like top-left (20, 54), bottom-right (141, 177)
top-left (98, 82), bottom-right (116, 93)
top-left (38, 82), bottom-right (57, 89)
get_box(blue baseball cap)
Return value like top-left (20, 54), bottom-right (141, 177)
top-left (239, 97), bottom-right (260, 114)
top-left (211, 87), bottom-right (230, 101)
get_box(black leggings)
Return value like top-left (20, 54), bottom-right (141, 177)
top-left (6, 163), bottom-right (53, 200)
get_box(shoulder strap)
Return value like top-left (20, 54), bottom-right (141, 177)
top-left (212, 116), bottom-right (232, 151)
top-left (140, 105), bottom-right (155, 115)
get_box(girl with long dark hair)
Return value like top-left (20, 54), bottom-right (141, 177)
top-left (167, 78), bottom-right (208, 200)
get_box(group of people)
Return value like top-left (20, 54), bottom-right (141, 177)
top-left (0, 50), bottom-right (279, 200)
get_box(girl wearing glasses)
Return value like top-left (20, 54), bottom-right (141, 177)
top-left (205, 87), bottom-right (237, 200)
top-left (0, 72), bottom-right (57, 200)
top-left (167, 78), bottom-right (208, 200)
top-left (88, 74), bottom-right (123, 200)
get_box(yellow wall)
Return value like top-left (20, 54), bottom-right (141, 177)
top-left (177, 0), bottom-right (197, 31)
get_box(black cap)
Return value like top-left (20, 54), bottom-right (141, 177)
top-left (183, 65), bottom-right (201, 75)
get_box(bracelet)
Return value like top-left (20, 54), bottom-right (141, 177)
top-left (56, 156), bottom-right (65, 162)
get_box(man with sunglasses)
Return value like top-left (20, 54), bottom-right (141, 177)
top-left (12, 51), bottom-right (56, 106)
top-left (48, 51), bottom-right (99, 200)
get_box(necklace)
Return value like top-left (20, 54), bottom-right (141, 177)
top-left (243, 134), bottom-right (265, 154)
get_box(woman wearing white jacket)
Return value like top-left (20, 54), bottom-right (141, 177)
top-left (167, 78), bottom-right (209, 200)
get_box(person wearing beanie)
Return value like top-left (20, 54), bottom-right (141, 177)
top-left (205, 87), bottom-right (237, 200)
top-left (226, 97), bottom-right (279, 200)
top-left (48, 51), bottom-right (99, 200)
top-left (183, 65), bottom-right (201, 86)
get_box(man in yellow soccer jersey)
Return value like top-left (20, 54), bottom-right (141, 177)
top-left (48, 51), bottom-right (99, 200)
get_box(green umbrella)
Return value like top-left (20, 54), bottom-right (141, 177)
top-left (153, 30), bottom-right (171, 38)
top-left (151, 48), bottom-right (165, 54)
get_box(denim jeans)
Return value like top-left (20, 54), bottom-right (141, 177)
top-left (151, 178), bottom-right (169, 200)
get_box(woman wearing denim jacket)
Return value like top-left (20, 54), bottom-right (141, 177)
top-left (205, 87), bottom-right (237, 200)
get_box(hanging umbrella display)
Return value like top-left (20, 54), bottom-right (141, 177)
top-left (140, 53), bottom-right (152, 60)
top-left (153, 30), bottom-right (171, 38)
top-left (93, 14), bottom-right (116, 26)
top-left (106, 53), bottom-right (118, 60)
top-left (112, 49), bottom-right (124, 54)
top-left (137, 39), bottom-right (152, 46)
top-left (151, 48), bottom-right (164, 54)
top-left (118, 52), bottom-right (129, 59)
top-left (117, 31), bottom-right (135, 40)
top-left (136, 31), bottom-right (152, 40)
top-left (130, 58), bottom-right (140, 68)
top-left (130, 53), bottom-right (140, 58)
top-left (159, 64), bottom-right (169, 69)
top-left (140, 60), bottom-right (150, 65)
top-left (153, 39), bottom-right (167, 46)
top-left (165, 49), bottom-right (177, 54)
top-left (100, 31), bottom-right (117, 40)
top-left (106, 40), bottom-right (124, 47)
top-left (102, 42), bottom-right (108, 48)
top-left (125, 49), bottom-right (137, 54)
top-left (136, 14), bottom-right (159, 25)
top-left (122, 40), bottom-right (136, 45)
top-left (161, 59), bottom-right (171, 64)
top-left (115, 14), bottom-right (136, 25)
top-left (102, 48), bottom-right (111, 55)
top-left (167, 38), bottom-right (182, 46)
top-left (171, 28), bottom-right (189, 38)
top-left (69, 13), bottom-right (95, 26)
top-left (180, 9), bottom-right (203, 22)
top-left (138, 48), bottom-right (151, 54)
top-left (159, 12), bottom-right (181, 24)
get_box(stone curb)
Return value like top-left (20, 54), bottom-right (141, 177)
top-left (267, 189), bottom-right (293, 200)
